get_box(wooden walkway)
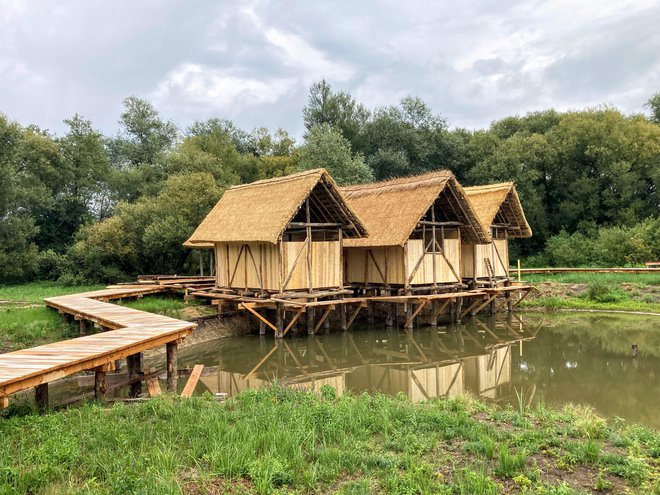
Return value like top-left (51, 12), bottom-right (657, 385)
top-left (0, 287), bottom-right (196, 409)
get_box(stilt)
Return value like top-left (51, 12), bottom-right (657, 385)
top-left (166, 342), bottom-right (178, 393)
top-left (506, 292), bottom-right (513, 313)
top-left (340, 304), bottom-right (347, 331)
top-left (404, 300), bottom-right (414, 330)
top-left (275, 303), bottom-right (284, 339)
top-left (79, 319), bottom-right (88, 336)
top-left (324, 315), bottom-right (331, 333)
top-left (307, 307), bottom-right (315, 335)
top-left (386, 302), bottom-right (395, 327)
top-left (127, 352), bottom-right (143, 398)
top-left (94, 367), bottom-right (107, 402)
top-left (35, 383), bottom-right (48, 411)
top-left (455, 297), bottom-right (463, 324)
top-left (367, 300), bottom-right (375, 325)
top-left (430, 300), bottom-right (438, 327)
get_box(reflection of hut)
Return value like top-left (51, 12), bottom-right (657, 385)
top-left (212, 371), bottom-right (345, 397)
top-left (340, 171), bottom-right (490, 291)
top-left (464, 345), bottom-right (512, 399)
top-left (461, 183), bottom-right (532, 283)
top-left (185, 169), bottom-right (367, 294)
top-left (346, 362), bottom-right (464, 403)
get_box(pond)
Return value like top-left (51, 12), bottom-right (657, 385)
top-left (178, 312), bottom-right (660, 428)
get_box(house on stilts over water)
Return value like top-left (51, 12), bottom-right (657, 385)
top-left (461, 182), bottom-right (532, 286)
top-left (185, 168), bottom-right (367, 296)
top-left (340, 171), bottom-right (490, 294)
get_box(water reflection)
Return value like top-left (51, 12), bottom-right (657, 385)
top-left (179, 313), bottom-right (660, 428)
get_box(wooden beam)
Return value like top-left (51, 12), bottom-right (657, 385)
top-left (367, 249), bottom-right (387, 286)
top-left (345, 303), bottom-right (366, 330)
top-left (241, 304), bottom-right (277, 332)
top-left (418, 220), bottom-right (463, 227)
top-left (282, 306), bottom-right (306, 337)
top-left (0, 396), bottom-right (8, 409)
top-left (127, 353), bottom-right (143, 398)
top-left (512, 289), bottom-right (531, 308)
top-left (467, 294), bottom-right (499, 318)
top-left (181, 364), bottom-right (204, 398)
top-left (430, 299), bottom-right (452, 323)
top-left (306, 198), bottom-right (313, 293)
top-left (313, 307), bottom-right (334, 334)
top-left (404, 299), bottom-right (428, 329)
top-left (35, 383), bottom-right (48, 411)
top-left (460, 297), bottom-right (487, 319)
top-left (245, 245), bottom-right (263, 290)
top-left (288, 222), bottom-right (344, 228)
top-left (228, 244), bottom-right (246, 288)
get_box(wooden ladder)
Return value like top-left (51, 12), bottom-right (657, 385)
top-left (484, 258), bottom-right (495, 286)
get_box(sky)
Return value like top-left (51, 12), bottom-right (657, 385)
top-left (1, 0), bottom-right (659, 138)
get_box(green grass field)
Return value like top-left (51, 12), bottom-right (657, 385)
top-left (520, 272), bottom-right (660, 286)
top-left (0, 307), bottom-right (77, 352)
top-left (0, 282), bottom-right (104, 305)
top-left (1, 387), bottom-right (658, 494)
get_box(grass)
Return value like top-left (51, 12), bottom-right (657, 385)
top-left (119, 295), bottom-right (217, 319)
top-left (520, 295), bottom-right (660, 313)
top-left (0, 282), bottom-right (103, 305)
top-left (521, 272), bottom-right (660, 285)
top-left (0, 307), bottom-right (77, 352)
top-left (1, 386), bottom-right (658, 494)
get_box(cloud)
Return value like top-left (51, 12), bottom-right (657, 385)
top-left (0, 0), bottom-right (658, 135)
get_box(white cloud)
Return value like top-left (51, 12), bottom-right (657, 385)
top-left (151, 63), bottom-right (296, 113)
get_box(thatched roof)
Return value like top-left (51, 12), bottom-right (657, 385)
top-left (340, 170), bottom-right (490, 247)
top-left (185, 169), bottom-right (367, 245)
top-left (464, 183), bottom-right (532, 238)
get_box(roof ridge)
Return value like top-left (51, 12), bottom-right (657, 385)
top-left (341, 169), bottom-right (453, 192)
top-left (229, 168), bottom-right (326, 190)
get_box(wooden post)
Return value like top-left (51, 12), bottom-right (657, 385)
top-left (35, 383), bottom-right (48, 411)
top-left (367, 300), bottom-right (374, 325)
top-left (386, 302), bottom-right (394, 327)
top-left (455, 297), bottom-right (463, 324)
top-left (430, 300), bottom-right (438, 327)
top-left (166, 342), bottom-right (178, 393)
top-left (307, 307), bottom-right (315, 335)
top-left (200, 249), bottom-right (204, 277)
top-left (94, 367), bottom-right (107, 402)
top-left (79, 319), bottom-right (87, 336)
top-left (431, 205), bottom-right (437, 287)
top-left (506, 291), bottom-right (513, 313)
top-left (276, 303), bottom-right (284, 339)
top-left (259, 318), bottom-right (267, 335)
top-left (127, 352), bottom-right (143, 398)
top-left (324, 315), bottom-right (331, 333)
top-left (340, 304), bottom-right (347, 331)
top-left (517, 259), bottom-right (521, 282)
top-left (306, 198), bottom-right (313, 293)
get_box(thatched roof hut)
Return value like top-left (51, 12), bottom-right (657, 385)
top-left (341, 170), bottom-right (490, 248)
top-left (463, 182), bottom-right (532, 238)
top-left (186, 168), bottom-right (365, 245)
top-left (185, 169), bottom-right (367, 294)
top-left (339, 171), bottom-right (490, 289)
top-left (461, 182), bottom-right (531, 281)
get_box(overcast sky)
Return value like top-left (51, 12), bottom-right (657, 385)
top-left (1, 0), bottom-right (659, 138)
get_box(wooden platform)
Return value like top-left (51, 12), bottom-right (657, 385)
top-left (0, 287), bottom-right (196, 408)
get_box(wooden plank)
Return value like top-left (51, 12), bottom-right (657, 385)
top-left (313, 307), bottom-right (334, 334)
top-left (404, 300), bottom-right (428, 329)
top-left (146, 367), bottom-right (162, 397)
top-left (181, 365), bottom-right (204, 398)
top-left (240, 303), bottom-right (277, 332)
top-left (282, 306), bottom-right (306, 337)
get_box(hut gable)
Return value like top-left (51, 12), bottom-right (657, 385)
top-left (464, 183), bottom-right (532, 238)
top-left (340, 170), bottom-right (490, 248)
top-left (186, 168), bottom-right (366, 245)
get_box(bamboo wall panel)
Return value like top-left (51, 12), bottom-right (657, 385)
top-left (216, 243), bottom-right (280, 290)
top-left (476, 345), bottom-right (511, 399)
top-left (282, 240), bottom-right (341, 290)
top-left (407, 238), bottom-right (461, 284)
top-left (344, 246), bottom-right (405, 285)
top-left (461, 240), bottom-right (509, 278)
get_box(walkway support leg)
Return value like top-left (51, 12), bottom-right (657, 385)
top-left (307, 307), bottom-right (315, 335)
top-left (127, 352), bottom-right (143, 398)
top-left (35, 383), bottom-right (48, 411)
top-left (455, 297), bottom-right (463, 324)
top-left (340, 304), bottom-right (347, 331)
top-left (94, 367), bottom-right (107, 402)
top-left (166, 342), bottom-right (178, 393)
top-left (276, 303), bottom-right (284, 339)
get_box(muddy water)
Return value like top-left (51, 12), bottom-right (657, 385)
top-left (177, 312), bottom-right (660, 428)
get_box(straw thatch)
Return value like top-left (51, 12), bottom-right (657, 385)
top-left (340, 170), bottom-right (490, 247)
top-left (185, 168), bottom-right (366, 245)
top-left (464, 183), bottom-right (532, 238)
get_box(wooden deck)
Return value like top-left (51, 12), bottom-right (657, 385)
top-left (0, 287), bottom-right (196, 409)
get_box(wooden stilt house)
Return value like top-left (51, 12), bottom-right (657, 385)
top-left (340, 171), bottom-right (490, 292)
top-left (461, 183), bottom-right (532, 283)
top-left (185, 169), bottom-right (367, 294)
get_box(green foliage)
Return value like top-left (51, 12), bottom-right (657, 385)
top-left (586, 283), bottom-right (629, 303)
top-left (0, 307), bottom-right (77, 351)
top-left (298, 124), bottom-right (373, 185)
top-left (645, 92), bottom-right (660, 124)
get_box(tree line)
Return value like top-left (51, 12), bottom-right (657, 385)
top-left (1, 84), bottom-right (658, 284)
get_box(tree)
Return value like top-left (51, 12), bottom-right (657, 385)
top-left (645, 92), bottom-right (660, 124)
top-left (298, 124), bottom-right (373, 185)
top-left (303, 80), bottom-right (370, 144)
top-left (108, 96), bottom-right (178, 168)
